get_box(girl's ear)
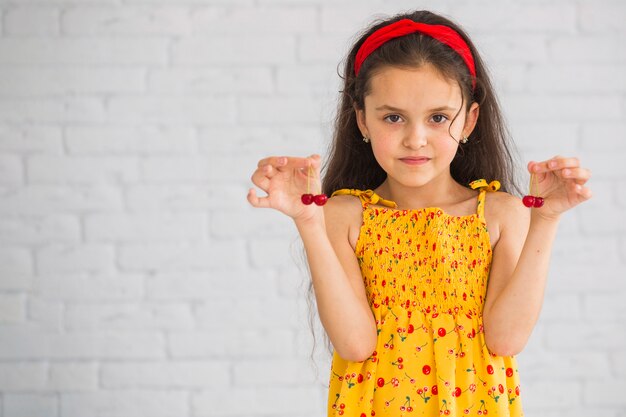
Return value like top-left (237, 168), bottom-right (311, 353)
top-left (353, 104), bottom-right (370, 138)
top-left (463, 102), bottom-right (480, 137)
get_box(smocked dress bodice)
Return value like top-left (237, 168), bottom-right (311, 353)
top-left (325, 179), bottom-right (524, 417)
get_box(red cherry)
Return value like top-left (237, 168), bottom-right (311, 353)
top-left (377, 377), bottom-right (385, 387)
top-left (313, 193), bottom-right (328, 205)
top-left (487, 364), bottom-right (494, 375)
top-left (301, 194), bottom-right (314, 205)
top-left (407, 324), bottom-right (414, 334)
top-left (506, 367), bottom-right (513, 377)
top-left (522, 195), bottom-right (535, 207)
top-left (438, 327), bottom-right (446, 337)
top-left (499, 384), bottom-right (504, 394)
top-left (432, 384), bottom-right (438, 395)
top-left (533, 196), bottom-right (544, 207)
top-left (357, 374), bottom-right (364, 383)
top-left (422, 365), bottom-right (431, 375)
top-left (454, 387), bottom-right (462, 397)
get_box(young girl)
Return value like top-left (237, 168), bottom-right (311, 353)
top-left (248, 10), bottom-right (592, 417)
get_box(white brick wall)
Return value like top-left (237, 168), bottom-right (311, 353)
top-left (0, 1), bottom-right (624, 416)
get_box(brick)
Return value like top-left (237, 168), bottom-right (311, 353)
top-left (0, 247), bottom-right (33, 275)
top-left (470, 34), bottom-right (549, 64)
top-left (0, 38), bottom-right (167, 65)
top-left (62, 391), bottom-right (186, 417)
top-left (139, 156), bottom-right (211, 182)
top-left (3, 394), bottom-right (57, 417)
top-left (107, 96), bottom-right (236, 125)
top-left (37, 244), bottom-right (115, 273)
top-left (119, 240), bottom-right (245, 271)
top-left (453, 4), bottom-right (576, 34)
top-left (4, 6), bottom-right (59, 35)
top-left (66, 125), bottom-right (196, 155)
top-left (101, 360), bottom-right (230, 388)
top-left (192, 386), bottom-right (323, 416)
top-left (513, 122), bottom-right (579, 153)
top-left (192, 6), bottom-right (317, 34)
top-left (0, 294), bottom-right (26, 324)
top-left (0, 68), bottom-right (145, 96)
top-left (27, 155), bottom-right (139, 183)
top-left (0, 98), bottom-right (105, 123)
top-left (299, 34), bottom-right (351, 64)
top-left (521, 379), bottom-right (582, 408)
top-left (0, 362), bottom-right (47, 390)
top-left (0, 185), bottom-right (123, 216)
top-left (126, 183), bottom-right (249, 211)
top-left (211, 207), bottom-right (292, 237)
top-left (50, 362), bottom-right (98, 390)
top-left (28, 298), bottom-right (63, 331)
top-left (580, 3), bottom-right (626, 33)
top-left (35, 273), bottom-right (143, 301)
top-left (65, 302), bottom-right (195, 331)
top-left (198, 126), bottom-right (323, 155)
top-left (172, 35), bottom-right (296, 65)
top-left (0, 155), bottom-right (23, 184)
top-left (47, 331), bottom-right (166, 359)
top-left (502, 94), bottom-right (622, 122)
top-left (249, 236), bottom-right (297, 267)
top-left (195, 295), bottom-right (302, 329)
top-left (544, 322), bottom-right (626, 350)
top-left (168, 328), bottom-right (295, 358)
top-left (233, 358), bottom-right (319, 385)
top-left (63, 6), bottom-right (191, 35)
top-left (584, 378), bottom-right (626, 406)
top-left (145, 268), bottom-right (270, 301)
top-left (240, 97), bottom-right (326, 124)
top-left (528, 65), bottom-right (626, 93)
top-left (85, 213), bottom-right (206, 242)
top-left (0, 125), bottom-right (62, 153)
top-left (149, 67), bottom-right (272, 94)
top-left (517, 351), bottom-right (611, 379)
top-left (550, 36), bottom-right (626, 63)
top-left (584, 294), bottom-right (626, 320)
top-left (0, 215), bottom-right (80, 244)
top-left (581, 123), bottom-right (626, 152)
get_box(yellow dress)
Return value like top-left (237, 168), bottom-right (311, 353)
top-left (326, 180), bottom-right (524, 417)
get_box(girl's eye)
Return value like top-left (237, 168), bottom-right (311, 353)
top-left (432, 114), bottom-right (449, 124)
top-left (384, 114), bottom-right (402, 123)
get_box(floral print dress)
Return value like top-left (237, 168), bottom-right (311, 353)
top-left (326, 179), bottom-right (524, 417)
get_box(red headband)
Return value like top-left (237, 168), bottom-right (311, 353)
top-left (354, 18), bottom-right (476, 90)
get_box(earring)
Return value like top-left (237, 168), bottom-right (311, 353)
top-left (460, 136), bottom-right (468, 144)
top-left (363, 136), bottom-right (370, 143)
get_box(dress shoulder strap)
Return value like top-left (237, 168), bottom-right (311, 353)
top-left (330, 189), bottom-right (398, 210)
top-left (469, 179), bottom-right (501, 218)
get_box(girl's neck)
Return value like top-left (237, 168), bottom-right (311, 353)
top-left (375, 172), bottom-right (472, 210)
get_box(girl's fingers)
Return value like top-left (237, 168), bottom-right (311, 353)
top-left (530, 156), bottom-right (580, 173)
top-left (247, 188), bottom-right (271, 208)
top-left (561, 167), bottom-right (592, 184)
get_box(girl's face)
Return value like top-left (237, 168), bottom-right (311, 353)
top-left (355, 64), bottom-right (479, 189)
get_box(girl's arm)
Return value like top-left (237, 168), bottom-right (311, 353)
top-left (248, 155), bottom-right (377, 362)
top-left (482, 156), bottom-right (592, 356)
top-left (295, 199), bottom-right (378, 362)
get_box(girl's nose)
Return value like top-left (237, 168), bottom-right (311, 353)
top-left (402, 124), bottom-right (428, 149)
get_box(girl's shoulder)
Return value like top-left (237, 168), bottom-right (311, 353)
top-left (325, 190), bottom-right (367, 251)
top-left (483, 189), bottom-right (530, 249)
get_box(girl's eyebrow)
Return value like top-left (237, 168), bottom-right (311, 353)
top-left (375, 104), bottom-right (456, 112)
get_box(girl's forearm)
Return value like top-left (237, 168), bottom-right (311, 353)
top-left (483, 214), bottom-right (561, 356)
top-left (295, 217), bottom-right (377, 362)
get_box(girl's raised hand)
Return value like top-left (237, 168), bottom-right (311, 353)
top-left (247, 154), bottom-right (324, 223)
top-left (527, 156), bottom-right (592, 220)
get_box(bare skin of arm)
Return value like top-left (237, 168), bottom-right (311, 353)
top-left (482, 157), bottom-right (592, 356)
top-left (248, 155), bottom-right (376, 362)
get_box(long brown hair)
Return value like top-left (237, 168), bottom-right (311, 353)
top-left (303, 9), bottom-right (523, 372)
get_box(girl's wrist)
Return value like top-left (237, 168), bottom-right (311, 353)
top-left (294, 211), bottom-right (326, 232)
